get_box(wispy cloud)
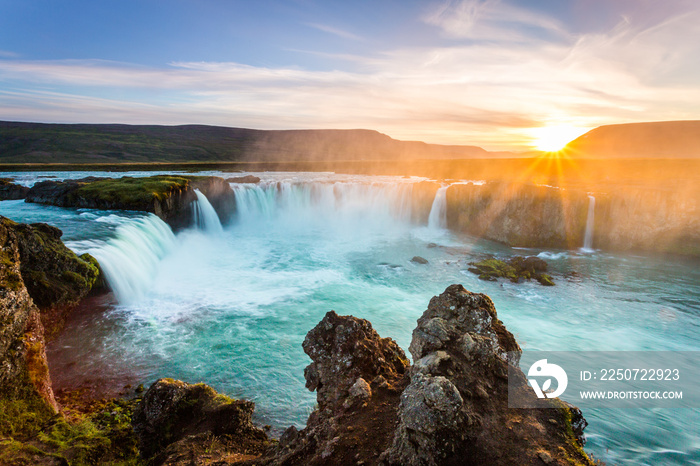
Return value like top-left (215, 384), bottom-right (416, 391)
top-left (0, 50), bottom-right (18, 58)
top-left (1, 1), bottom-right (700, 149)
top-left (305, 23), bottom-right (365, 41)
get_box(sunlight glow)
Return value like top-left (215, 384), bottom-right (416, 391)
top-left (532, 126), bottom-right (590, 152)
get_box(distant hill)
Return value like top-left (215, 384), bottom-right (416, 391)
top-left (0, 121), bottom-right (511, 163)
top-left (564, 121), bottom-right (700, 158)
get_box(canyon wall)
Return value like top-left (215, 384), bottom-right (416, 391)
top-left (445, 182), bottom-right (700, 257)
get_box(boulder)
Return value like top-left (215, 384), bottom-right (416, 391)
top-left (132, 378), bottom-right (269, 464)
top-left (0, 178), bottom-right (30, 200)
top-left (411, 256), bottom-right (429, 265)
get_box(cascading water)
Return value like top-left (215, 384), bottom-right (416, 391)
top-left (582, 194), bottom-right (595, 251)
top-left (86, 214), bottom-right (176, 303)
top-left (231, 181), bottom-right (415, 227)
top-left (192, 189), bottom-right (224, 234)
top-left (428, 185), bottom-right (449, 229)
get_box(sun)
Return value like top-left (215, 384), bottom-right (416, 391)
top-left (532, 126), bottom-right (589, 152)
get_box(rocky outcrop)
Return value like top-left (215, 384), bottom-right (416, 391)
top-left (259, 311), bottom-right (410, 465)
top-left (4, 217), bottom-right (101, 338)
top-left (0, 178), bottom-right (29, 200)
top-left (255, 285), bottom-right (593, 466)
top-left (132, 378), bottom-right (269, 465)
top-left (468, 256), bottom-right (554, 286)
top-left (25, 175), bottom-right (236, 229)
top-left (380, 284), bottom-right (590, 465)
top-left (0, 218), bottom-right (57, 413)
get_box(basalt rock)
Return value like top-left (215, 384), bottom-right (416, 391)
top-left (381, 284), bottom-right (590, 465)
top-left (132, 378), bottom-right (270, 465)
top-left (0, 218), bottom-right (57, 413)
top-left (0, 178), bottom-right (30, 200)
top-left (259, 311), bottom-right (410, 465)
top-left (3, 217), bottom-right (101, 338)
top-left (25, 175), bottom-right (235, 230)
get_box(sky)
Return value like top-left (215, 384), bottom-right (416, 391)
top-left (1, 0), bottom-right (700, 151)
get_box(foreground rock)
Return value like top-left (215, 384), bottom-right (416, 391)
top-left (133, 379), bottom-right (270, 465)
top-left (468, 255), bottom-right (555, 286)
top-left (254, 285), bottom-right (592, 465)
top-left (382, 285), bottom-right (587, 465)
top-left (25, 175), bottom-right (235, 229)
top-left (0, 178), bottom-right (29, 200)
top-left (0, 218), bottom-right (57, 413)
top-left (1, 216), bottom-right (102, 419)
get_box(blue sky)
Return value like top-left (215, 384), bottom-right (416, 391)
top-left (1, 0), bottom-right (699, 150)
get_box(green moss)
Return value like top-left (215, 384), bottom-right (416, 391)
top-left (537, 274), bottom-right (555, 286)
top-left (0, 395), bottom-right (141, 466)
top-left (468, 256), bottom-right (556, 286)
top-left (74, 175), bottom-right (200, 207)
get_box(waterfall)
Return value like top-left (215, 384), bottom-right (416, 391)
top-left (87, 214), bottom-right (176, 303)
top-left (582, 195), bottom-right (595, 251)
top-left (230, 181), bottom-right (415, 226)
top-left (428, 186), bottom-right (449, 229)
top-left (192, 189), bottom-right (224, 234)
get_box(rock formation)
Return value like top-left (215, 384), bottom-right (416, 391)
top-left (133, 379), bottom-right (270, 465)
top-left (0, 178), bottom-right (29, 200)
top-left (25, 175), bottom-right (236, 229)
top-left (255, 285), bottom-right (593, 465)
top-left (3, 217), bottom-right (101, 338)
top-left (445, 181), bottom-right (700, 258)
top-left (0, 219), bottom-right (58, 413)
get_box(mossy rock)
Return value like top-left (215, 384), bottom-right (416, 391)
top-left (468, 256), bottom-right (555, 286)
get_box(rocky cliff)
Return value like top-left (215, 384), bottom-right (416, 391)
top-left (25, 175), bottom-right (236, 229)
top-left (445, 181), bottom-right (700, 257)
top-left (446, 182), bottom-right (589, 249)
top-left (1, 220), bottom-right (59, 414)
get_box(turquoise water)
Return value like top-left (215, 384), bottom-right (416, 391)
top-left (1, 171), bottom-right (699, 465)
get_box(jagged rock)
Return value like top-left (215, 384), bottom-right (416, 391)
top-left (0, 218), bottom-right (57, 412)
top-left (380, 284), bottom-right (592, 465)
top-left (411, 256), bottom-right (429, 265)
top-left (4, 217), bottom-right (101, 338)
top-left (0, 178), bottom-right (30, 200)
top-left (132, 378), bottom-right (269, 464)
top-left (226, 175), bottom-right (261, 184)
top-left (25, 175), bottom-right (235, 229)
top-left (259, 311), bottom-right (410, 465)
